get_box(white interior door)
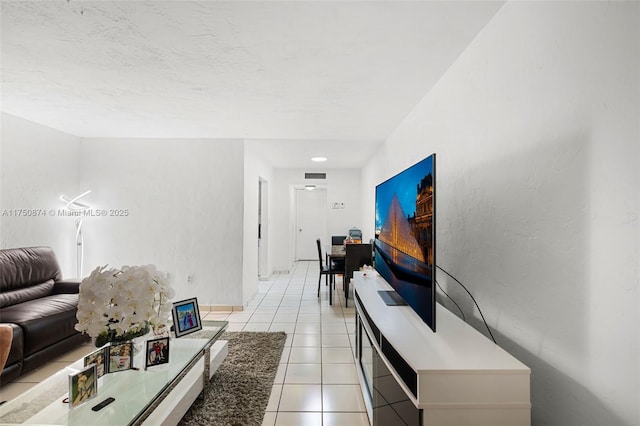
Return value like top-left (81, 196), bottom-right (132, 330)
top-left (295, 189), bottom-right (327, 260)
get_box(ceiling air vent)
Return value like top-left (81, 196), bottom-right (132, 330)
top-left (305, 172), bottom-right (326, 180)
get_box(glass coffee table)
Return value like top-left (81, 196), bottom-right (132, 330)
top-left (0, 320), bottom-right (228, 425)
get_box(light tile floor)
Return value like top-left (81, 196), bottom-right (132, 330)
top-left (209, 261), bottom-right (368, 426)
top-left (0, 261), bottom-right (369, 426)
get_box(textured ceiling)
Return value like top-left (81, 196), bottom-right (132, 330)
top-left (1, 1), bottom-right (503, 168)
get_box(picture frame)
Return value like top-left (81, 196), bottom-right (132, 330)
top-left (171, 297), bottom-right (202, 338)
top-left (145, 337), bottom-right (170, 369)
top-left (107, 342), bottom-right (133, 373)
top-left (69, 364), bottom-right (97, 409)
top-left (84, 348), bottom-right (107, 378)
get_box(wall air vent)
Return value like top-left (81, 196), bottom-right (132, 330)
top-left (305, 172), bottom-right (326, 180)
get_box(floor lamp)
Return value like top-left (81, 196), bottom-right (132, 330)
top-left (60, 190), bottom-right (91, 278)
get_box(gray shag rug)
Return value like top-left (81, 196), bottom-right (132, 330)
top-left (179, 331), bottom-right (287, 426)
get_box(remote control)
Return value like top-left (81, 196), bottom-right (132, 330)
top-left (91, 397), bottom-right (115, 411)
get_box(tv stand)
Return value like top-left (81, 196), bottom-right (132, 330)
top-left (353, 272), bottom-right (531, 426)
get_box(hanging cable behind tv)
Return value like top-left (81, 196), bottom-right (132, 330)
top-left (435, 265), bottom-right (497, 344)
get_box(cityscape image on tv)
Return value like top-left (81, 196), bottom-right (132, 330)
top-left (375, 157), bottom-right (434, 272)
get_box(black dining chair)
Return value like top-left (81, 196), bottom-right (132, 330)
top-left (329, 235), bottom-right (347, 278)
top-left (316, 239), bottom-right (341, 305)
top-left (331, 235), bottom-right (347, 245)
top-left (344, 243), bottom-right (373, 307)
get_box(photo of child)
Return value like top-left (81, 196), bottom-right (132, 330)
top-left (145, 337), bottom-right (170, 368)
top-left (177, 305), bottom-right (197, 332)
top-left (69, 364), bottom-right (97, 408)
top-left (84, 348), bottom-right (106, 378)
top-left (108, 342), bottom-right (133, 372)
top-left (171, 298), bottom-right (202, 337)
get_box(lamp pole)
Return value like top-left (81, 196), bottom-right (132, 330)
top-left (60, 190), bottom-right (91, 278)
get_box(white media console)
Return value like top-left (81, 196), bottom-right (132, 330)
top-left (353, 271), bottom-right (531, 426)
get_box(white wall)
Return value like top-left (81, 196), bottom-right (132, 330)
top-left (326, 169), bottom-right (362, 240)
top-left (359, 153), bottom-right (383, 244)
top-left (0, 113), bottom-right (81, 275)
top-left (1, 119), bottom-right (258, 308)
top-left (362, 2), bottom-right (639, 425)
top-left (271, 168), bottom-right (362, 271)
top-left (78, 137), bottom-right (245, 307)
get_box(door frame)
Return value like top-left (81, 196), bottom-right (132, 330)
top-left (258, 177), bottom-right (269, 280)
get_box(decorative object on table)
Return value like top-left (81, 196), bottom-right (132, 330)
top-left (171, 298), bottom-right (202, 338)
top-left (75, 264), bottom-right (175, 347)
top-left (84, 348), bottom-right (107, 378)
top-left (348, 226), bottom-right (362, 243)
top-left (145, 336), bottom-right (170, 369)
top-left (69, 364), bottom-right (97, 409)
top-left (107, 342), bottom-right (133, 373)
top-left (152, 323), bottom-right (171, 339)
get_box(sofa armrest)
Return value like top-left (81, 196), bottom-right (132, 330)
top-left (53, 279), bottom-right (81, 294)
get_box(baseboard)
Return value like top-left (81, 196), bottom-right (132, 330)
top-left (200, 305), bottom-right (245, 312)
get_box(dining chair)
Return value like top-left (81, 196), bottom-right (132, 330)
top-left (331, 235), bottom-right (347, 245)
top-left (344, 243), bottom-right (373, 307)
top-left (316, 239), bottom-right (340, 305)
top-left (329, 235), bottom-right (347, 277)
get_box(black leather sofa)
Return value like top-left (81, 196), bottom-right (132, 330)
top-left (0, 246), bottom-right (89, 387)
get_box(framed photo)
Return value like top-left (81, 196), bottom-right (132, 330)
top-left (171, 297), bottom-right (202, 337)
top-left (145, 337), bottom-right (170, 369)
top-left (69, 364), bottom-right (97, 408)
top-left (107, 342), bottom-right (133, 373)
top-left (84, 348), bottom-right (107, 378)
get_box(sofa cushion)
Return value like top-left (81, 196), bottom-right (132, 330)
top-left (0, 279), bottom-right (55, 308)
top-left (0, 294), bottom-right (80, 356)
top-left (0, 247), bottom-right (62, 292)
top-left (22, 333), bottom-right (90, 376)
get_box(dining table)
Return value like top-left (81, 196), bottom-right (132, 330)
top-left (329, 244), bottom-right (346, 259)
top-left (327, 243), bottom-right (372, 306)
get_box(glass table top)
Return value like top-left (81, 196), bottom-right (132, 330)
top-left (0, 320), bottom-right (228, 425)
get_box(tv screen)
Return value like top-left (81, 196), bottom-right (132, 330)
top-left (374, 154), bottom-right (436, 331)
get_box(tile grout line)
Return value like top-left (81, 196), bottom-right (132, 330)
top-left (272, 260), bottom-right (299, 424)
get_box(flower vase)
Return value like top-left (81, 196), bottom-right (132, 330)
top-left (131, 330), bottom-right (149, 357)
top-left (94, 325), bottom-right (150, 348)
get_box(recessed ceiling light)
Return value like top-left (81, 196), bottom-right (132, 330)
top-left (305, 185), bottom-right (316, 191)
top-left (311, 157), bottom-right (327, 162)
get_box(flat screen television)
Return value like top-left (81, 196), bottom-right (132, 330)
top-left (374, 154), bottom-right (436, 331)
